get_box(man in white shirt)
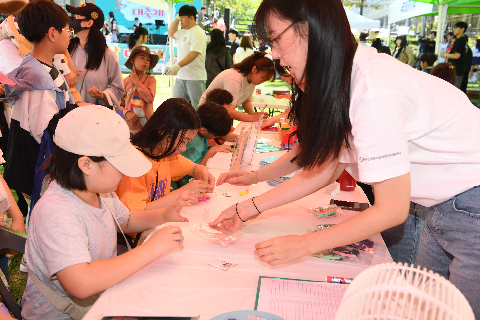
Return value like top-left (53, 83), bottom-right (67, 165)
top-left (167, 5), bottom-right (207, 110)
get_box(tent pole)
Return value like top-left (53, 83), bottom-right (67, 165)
top-left (169, 0), bottom-right (174, 98)
top-left (435, 0), bottom-right (446, 62)
top-left (387, 23), bottom-right (391, 51)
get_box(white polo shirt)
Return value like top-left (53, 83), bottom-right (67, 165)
top-left (340, 45), bottom-right (480, 207)
top-left (174, 25), bottom-right (207, 81)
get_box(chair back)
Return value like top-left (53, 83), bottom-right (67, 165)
top-left (0, 225), bottom-right (26, 319)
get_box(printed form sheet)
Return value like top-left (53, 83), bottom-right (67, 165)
top-left (255, 277), bottom-right (348, 320)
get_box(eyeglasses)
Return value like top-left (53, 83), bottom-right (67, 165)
top-left (62, 28), bottom-right (74, 37)
top-left (267, 23), bottom-right (294, 51)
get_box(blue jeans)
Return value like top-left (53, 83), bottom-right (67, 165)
top-left (381, 202), bottom-right (428, 266)
top-left (172, 79), bottom-right (206, 110)
top-left (417, 186), bottom-right (480, 319)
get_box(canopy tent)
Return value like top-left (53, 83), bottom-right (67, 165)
top-left (344, 6), bottom-right (382, 29)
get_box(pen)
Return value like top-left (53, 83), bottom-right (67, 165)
top-left (326, 276), bottom-right (353, 284)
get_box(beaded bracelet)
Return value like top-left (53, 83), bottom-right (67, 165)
top-left (252, 197), bottom-right (261, 214)
top-left (236, 203), bottom-right (246, 222)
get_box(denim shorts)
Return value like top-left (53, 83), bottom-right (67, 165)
top-left (417, 186), bottom-right (480, 319)
top-left (172, 79), bottom-right (206, 110)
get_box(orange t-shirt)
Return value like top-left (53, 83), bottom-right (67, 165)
top-left (115, 152), bottom-right (194, 210)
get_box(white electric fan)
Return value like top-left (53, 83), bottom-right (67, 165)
top-left (335, 262), bottom-right (474, 320)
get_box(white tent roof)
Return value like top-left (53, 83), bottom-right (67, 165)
top-left (344, 6), bottom-right (381, 30)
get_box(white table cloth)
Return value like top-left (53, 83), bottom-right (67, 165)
top-left (83, 126), bottom-right (392, 320)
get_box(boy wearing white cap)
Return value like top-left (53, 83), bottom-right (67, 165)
top-left (21, 105), bottom-right (192, 320)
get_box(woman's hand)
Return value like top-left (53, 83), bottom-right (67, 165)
top-left (163, 191), bottom-right (195, 223)
top-left (254, 111), bottom-right (269, 120)
top-left (209, 199), bottom-right (260, 232)
top-left (87, 86), bottom-right (104, 100)
top-left (147, 225), bottom-right (184, 255)
top-left (216, 170), bottom-right (258, 186)
top-left (184, 179), bottom-right (208, 198)
top-left (254, 235), bottom-right (310, 266)
top-left (194, 165), bottom-right (215, 192)
top-left (11, 219), bottom-right (26, 234)
top-left (125, 110), bottom-right (140, 124)
top-left (261, 117), bottom-right (277, 129)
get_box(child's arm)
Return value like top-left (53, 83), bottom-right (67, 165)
top-left (133, 75), bottom-right (156, 104)
top-left (199, 145), bottom-right (232, 166)
top-left (0, 175), bottom-right (25, 234)
top-left (190, 164), bottom-right (215, 192)
top-left (56, 224), bottom-right (184, 299)
top-left (215, 132), bottom-right (238, 142)
top-left (145, 181), bottom-right (208, 210)
top-left (122, 193), bottom-right (193, 233)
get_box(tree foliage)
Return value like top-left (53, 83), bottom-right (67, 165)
top-left (205, 0), bottom-right (262, 31)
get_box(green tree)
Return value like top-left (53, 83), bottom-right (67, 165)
top-left (205, 0), bottom-right (262, 32)
top-left (342, 0), bottom-right (379, 15)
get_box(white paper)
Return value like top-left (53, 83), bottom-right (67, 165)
top-left (256, 277), bottom-right (348, 320)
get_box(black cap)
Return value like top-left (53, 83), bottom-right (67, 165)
top-left (66, 3), bottom-right (104, 29)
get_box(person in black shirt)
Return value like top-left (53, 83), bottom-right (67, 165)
top-left (441, 21), bottom-right (470, 90)
top-left (227, 28), bottom-right (239, 57)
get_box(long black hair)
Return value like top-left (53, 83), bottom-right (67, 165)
top-left (254, 0), bottom-right (357, 169)
top-left (476, 39), bottom-right (480, 51)
top-left (128, 26), bottom-right (148, 49)
top-left (206, 29), bottom-right (228, 56)
top-left (131, 98), bottom-right (200, 160)
top-left (68, 21), bottom-right (107, 71)
top-left (394, 35), bottom-right (407, 58)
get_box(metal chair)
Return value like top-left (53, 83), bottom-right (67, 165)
top-left (0, 225), bottom-right (26, 319)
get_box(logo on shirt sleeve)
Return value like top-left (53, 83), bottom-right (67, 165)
top-left (359, 152), bottom-right (402, 162)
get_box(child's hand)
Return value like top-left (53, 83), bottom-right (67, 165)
top-left (64, 72), bottom-right (77, 88)
top-left (195, 165), bottom-right (215, 192)
top-left (87, 86), bottom-right (104, 100)
top-left (130, 68), bottom-right (140, 84)
top-left (148, 225), bottom-right (184, 254)
top-left (185, 180), bottom-right (208, 197)
top-left (125, 110), bottom-right (140, 124)
top-left (163, 191), bottom-right (194, 223)
top-left (75, 68), bottom-right (83, 76)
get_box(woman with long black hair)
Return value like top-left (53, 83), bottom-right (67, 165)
top-left (211, 0), bottom-right (480, 316)
top-left (205, 29), bottom-right (233, 88)
top-left (393, 35), bottom-right (414, 66)
top-left (66, 4), bottom-right (124, 109)
top-left (127, 26), bottom-right (148, 50)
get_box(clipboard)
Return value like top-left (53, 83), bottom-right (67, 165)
top-left (254, 276), bottom-right (349, 320)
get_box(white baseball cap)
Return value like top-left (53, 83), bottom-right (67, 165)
top-left (54, 105), bottom-right (152, 177)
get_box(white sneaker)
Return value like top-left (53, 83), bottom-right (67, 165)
top-left (19, 257), bottom-right (28, 274)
